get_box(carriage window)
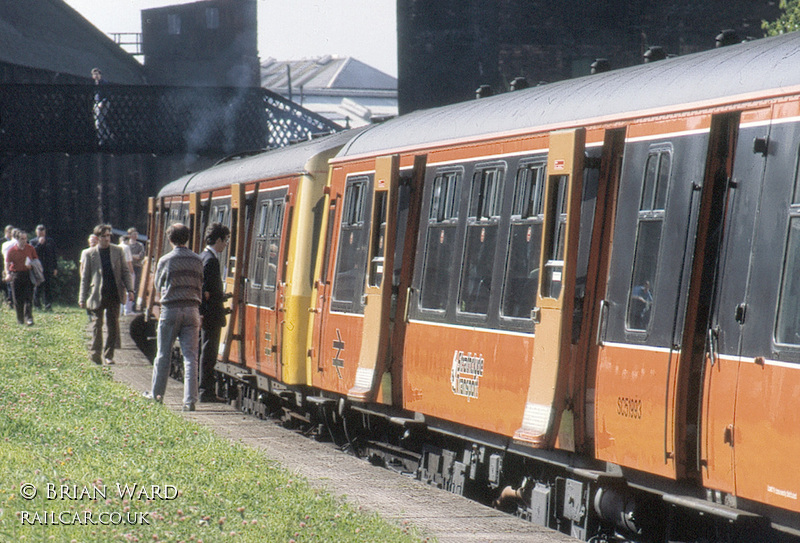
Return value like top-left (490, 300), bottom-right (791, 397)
top-left (161, 210), bottom-right (171, 252)
top-left (368, 192), bottom-right (388, 287)
top-left (626, 149), bottom-right (671, 331)
top-left (502, 162), bottom-right (545, 321)
top-left (247, 196), bottom-right (285, 308)
top-left (331, 177), bottom-right (371, 313)
top-left (206, 203), bottom-right (231, 278)
top-left (264, 200), bottom-right (284, 293)
top-left (251, 201), bottom-right (272, 288)
top-left (429, 170), bottom-right (460, 221)
top-left (459, 165), bottom-right (504, 315)
top-left (793, 146), bottom-right (800, 205)
top-left (775, 217), bottom-right (800, 345)
top-left (541, 175), bottom-right (568, 299)
top-left (420, 169), bottom-right (462, 311)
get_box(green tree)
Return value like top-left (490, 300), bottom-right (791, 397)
top-left (763, 0), bottom-right (800, 35)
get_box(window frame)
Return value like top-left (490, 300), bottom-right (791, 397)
top-left (417, 166), bottom-right (464, 315)
top-left (330, 175), bottom-right (373, 314)
top-left (167, 13), bottom-right (181, 35)
top-left (773, 145), bottom-right (800, 348)
top-left (624, 145), bottom-right (673, 333)
top-left (499, 158), bottom-right (546, 328)
top-left (457, 161), bottom-right (506, 318)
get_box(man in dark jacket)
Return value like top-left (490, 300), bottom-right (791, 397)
top-left (199, 222), bottom-right (229, 402)
top-left (31, 224), bottom-right (57, 310)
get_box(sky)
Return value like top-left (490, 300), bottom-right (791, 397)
top-left (62, 0), bottom-right (398, 77)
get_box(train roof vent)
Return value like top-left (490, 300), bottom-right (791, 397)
top-left (715, 29), bottom-right (740, 48)
top-left (591, 58), bottom-right (610, 74)
top-left (510, 76), bottom-right (529, 91)
top-left (643, 46), bottom-right (666, 63)
top-left (475, 84), bottom-right (493, 99)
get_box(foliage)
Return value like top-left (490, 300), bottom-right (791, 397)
top-left (50, 257), bottom-right (80, 306)
top-left (0, 307), bottom-right (426, 543)
top-left (763, 0), bottom-right (800, 35)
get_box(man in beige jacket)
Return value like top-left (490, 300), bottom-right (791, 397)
top-left (79, 224), bottom-right (133, 365)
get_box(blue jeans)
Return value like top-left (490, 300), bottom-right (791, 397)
top-left (150, 305), bottom-right (200, 407)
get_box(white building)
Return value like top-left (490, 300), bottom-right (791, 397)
top-left (261, 56), bottom-right (397, 128)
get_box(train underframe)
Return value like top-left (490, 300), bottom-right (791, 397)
top-left (204, 360), bottom-right (796, 543)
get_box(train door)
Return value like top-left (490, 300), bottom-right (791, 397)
top-left (515, 128), bottom-right (585, 447)
top-left (210, 191), bottom-right (240, 364)
top-left (704, 105), bottom-right (800, 512)
top-left (568, 128), bottom-right (627, 452)
top-left (244, 186), bottom-right (288, 381)
top-left (188, 192), bottom-right (202, 252)
top-left (138, 197), bottom-right (160, 313)
top-left (734, 108), bottom-right (800, 512)
top-left (389, 155), bottom-right (427, 406)
top-left (348, 155), bottom-right (399, 402)
top-left (225, 184), bottom-right (250, 364)
top-left (163, 200), bottom-right (183, 251)
top-left (595, 115), bottom-right (714, 479)
top-left (179, 202), bottom-right (190, 227)
top-left (312, 171), bottom-right (373, 394)
top-left (698, 109), bottom-right (767, 496)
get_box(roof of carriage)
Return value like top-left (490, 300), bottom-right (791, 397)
top-left (338, 31), bottom-right (800, 158)
top-left (158, 128), bottom-right (365, 197)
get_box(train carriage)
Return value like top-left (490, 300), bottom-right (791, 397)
top-left (140, 131), bottom-right (359, 394)
top-left (311, 31), bottom-right (800, 539)
top-left (138, 31), bottom-right (800, 542)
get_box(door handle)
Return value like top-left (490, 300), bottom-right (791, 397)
top-left (723, 424), bottom-right (734, 446)
top-left (707, 326), bottom-right (719, 367)
top-left (595, 300), bottom-right (609, 346)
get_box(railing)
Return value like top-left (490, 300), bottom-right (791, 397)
top-left (110, 32), bottom-right (143, 56)
top-left (0, 83), bottom-right (341, 156)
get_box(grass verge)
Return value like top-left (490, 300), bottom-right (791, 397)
top-left (0, 306), bottom-right (426, 543)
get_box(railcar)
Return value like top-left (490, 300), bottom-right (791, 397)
top-left (139, 32), bottom-right (800, 542)
top-left (137, 130), bottom-right (359, 394)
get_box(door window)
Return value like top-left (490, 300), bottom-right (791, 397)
top-left (775, 151), bottom-right (800, 346)
top-left (501, 161), bottom-right (545, 321)
top-left (458, 164), bottom-right (505, 315)
top-left (331, 176), bottom-right (372, 313)
top-left (420, 169), bottom-right (461, 311)
top-left (249, 196), bottom-right (285, 309)
top-left (626, 148), bottom-right (671, 331)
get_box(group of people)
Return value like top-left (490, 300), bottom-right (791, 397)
top-left (2, 216), bottom-right (227, 412)
top-left (2, 224), bottom-right (58, 326)
top-left (79, 221), bottom-right (229, 412)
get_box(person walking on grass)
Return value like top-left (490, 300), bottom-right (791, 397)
top-left (127, 227), bottom-right (145, 304)
top-left (79, 224), bottom-right (133, 365)
top-left (2, 225), bottom-right (15, 308)
top-left (31, 224), bottom-right (57, 311)
top-left (4, 230), bottom-right (37, 326)
top-left (144, 223), bottom-right (203, 412)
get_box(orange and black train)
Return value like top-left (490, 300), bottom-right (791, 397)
top-left (136, 32), bottom-right (800, 542)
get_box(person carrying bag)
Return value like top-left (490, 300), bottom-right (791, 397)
top-left (28, 256), bottom-right (45, 287)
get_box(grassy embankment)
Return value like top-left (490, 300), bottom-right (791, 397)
top-left (0, 306), bottom-right (426, 543)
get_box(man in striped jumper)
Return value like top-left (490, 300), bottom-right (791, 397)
top-left (145, 223), bottom-right (204, 411)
